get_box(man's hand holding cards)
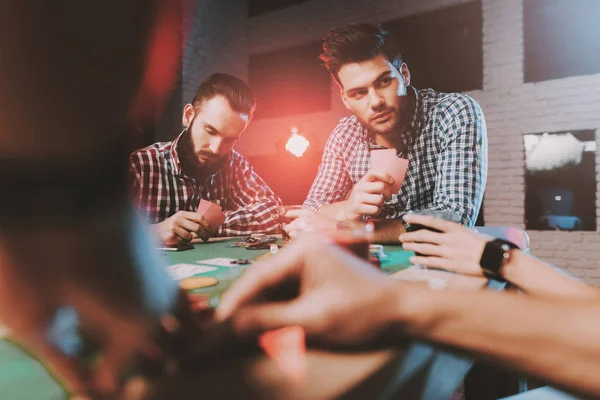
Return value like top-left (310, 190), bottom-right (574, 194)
top-left (153, 200), bottom-right (225, 248)
top-left (370, 148), bottom-right (409, 193)
top-left (196, 199), bottom-right (227, 241)
top-left (340, 149), bottom-right (409, 221)
top-left (154, 210), bottom-right (214, 248)
top-left (342, 169), bottom-right (395, 220)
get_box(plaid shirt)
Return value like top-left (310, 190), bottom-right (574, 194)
top-left (304, 87), bottom-right (487, 227)
top-left (130, 130), bottom-right (282, 235)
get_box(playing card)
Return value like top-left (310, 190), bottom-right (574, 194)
top-left (156, 243), bottom-right (194, 252)
top-left (259, 326), bottom-right (306, 382)
top-left (166, 263), bottom-right (217, 280)
top-left (196, 257), bottom-right (240, 267)
top-left (197, 199), bottom-right (227, 228)
top-left (370, 149), bottom-right (409, 193)
top-left (197, 199), bottom-right (212, 214)
top-left (203, 202), bottom-right (227, 228)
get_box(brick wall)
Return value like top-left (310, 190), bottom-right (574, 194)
top-left (155, 0), bottom-right (249, 142)
top-left (477, 0), bottom-right (600, 283)
top-left (182, 0), bottom-right (600, 282)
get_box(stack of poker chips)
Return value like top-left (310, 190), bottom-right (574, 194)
top-left (368, 244), bottom-right (386, 268)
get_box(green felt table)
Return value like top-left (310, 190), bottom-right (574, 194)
top-left (0, 339), bottom-right (65, 400)
top-left (163, 237), bottom-right (412, 269)
top-left (161, 237), bottom-right (413, 307)
top-left (0, 237), bottom-right (416, 400)
top-left (160, 237), bottom-right (412, 301)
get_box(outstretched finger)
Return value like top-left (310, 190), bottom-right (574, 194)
top-left (216, 239), bottom-right (310, 320)
top-left (229, 300), bottom-right (313, 338)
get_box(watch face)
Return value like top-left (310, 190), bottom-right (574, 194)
top-left (481, 240), bottom-right (511, 279)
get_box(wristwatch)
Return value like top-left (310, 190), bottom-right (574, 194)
top-left (479, 239), bottom-right (519, 280)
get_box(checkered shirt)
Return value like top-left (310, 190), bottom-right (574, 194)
top-left (130, 130), bottom-right (282, 235)
top-left (304, 87), bottom-right (487, 227)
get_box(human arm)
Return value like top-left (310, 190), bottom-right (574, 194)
top-left (400, 213), bottom-right (599, 299)
top-left (216, 235), bottom-right (600, 398)
top-left (317, 170), bottom-right (395, 221)
top-left (303, 120), bottom-right (358, 220)
top-left (129, 154), bottom-right (215, 245)
top-left (154, 211), bottom-right (214, 246)
top-left (220, 155), bottom-right (282, 236)
top-left (416, 98), bottom-right (487, 227)
top-left (393, 287), bottom-right (600, 398)
top-left (281, 208), bottom-right (404, 243)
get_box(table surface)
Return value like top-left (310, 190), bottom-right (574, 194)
top-left (0, 236), bottom-right (490, 400)
top-left (162, 236), bottom-right (488, 299)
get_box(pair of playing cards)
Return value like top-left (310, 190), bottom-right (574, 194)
top-left (370, 149), bottom-right (409, 193)
top-left (197, 199), bottom-right (227, 228)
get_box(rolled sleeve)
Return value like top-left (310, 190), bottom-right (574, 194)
top-left (303, 123), bottom-right (353, 210)
top-left (220, 155), bottom-right (282, 236)
top-left (427, 99), bottom-right (487, 227)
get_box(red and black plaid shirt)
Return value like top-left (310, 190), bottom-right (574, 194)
top-left (129, 130), bottom-right (282, 236)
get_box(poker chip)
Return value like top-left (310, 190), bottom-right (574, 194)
top-left (225, 236), bottom-right (278, 249)
top-left (179, 276), bottom-right (218, 290)
top-left (368, 254), bottom-right (382, 268)
top-left (369, 244), bottom-right (387, 259)
top-left (230, 259), bottom-right (253, 265)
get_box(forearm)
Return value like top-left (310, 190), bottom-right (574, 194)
top-left (372, 219), bottom-right (405, 243)
top-left (316, 201), bottom-right (348, 221)
top-left (392, 285), bottom-right (600, 397)
top-left (503, 251), bottom-right (600, 299)
top-left (225, 164), bottom-right (282, 236)
top-left (418, 202), bottom-right (471, 227)
top-left (315, 206), bottom-right (405, 242)
top-left (221, 202), bottom-right (281, 236)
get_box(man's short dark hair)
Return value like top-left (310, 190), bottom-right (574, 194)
top-left (191, 73), bottom-right (256, 118)
top-left (319, 23), bottom-right (403, 85)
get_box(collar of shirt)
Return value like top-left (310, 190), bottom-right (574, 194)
top-left (167, 130), bottom-right (185, 176)
top-left (363, 86), bottom-right (421, 156)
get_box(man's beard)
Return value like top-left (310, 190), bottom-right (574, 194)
top-left (180, 130), bottom-right (222, 176)
top-left (360, 107), bottom-right (401, 137)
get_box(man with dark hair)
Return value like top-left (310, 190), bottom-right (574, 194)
top-left (130, 73), bottom-right (282, 247)
top-left (301, 23), bottom-right (487, 232)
